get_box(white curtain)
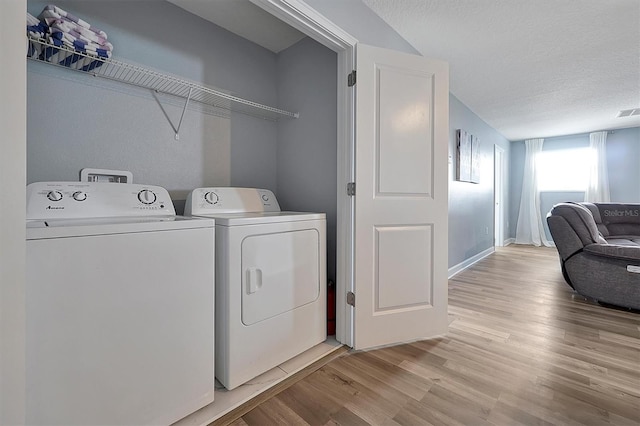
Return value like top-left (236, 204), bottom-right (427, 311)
top-left (584, 131), bottom-right (610, 202)
top-left (515, 139), bottom-right (553, 247)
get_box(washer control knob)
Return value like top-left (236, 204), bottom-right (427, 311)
top-left (72, 191), bottom-right (87, 201)
top-left (261, 194), bottom-right (270, 202)
top-left (47, 190), bottom-right (63, 202)
top-left (204, 192), bottom-right (219, 205)
top-left (138, 189), bottom-right (157, 205)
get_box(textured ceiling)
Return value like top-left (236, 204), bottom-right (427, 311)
top-left (362, 0), bottom-right (640, 140)
top-left (169, 0), bottom-right (639, 140)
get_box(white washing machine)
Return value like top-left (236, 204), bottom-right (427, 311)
top-left (26, 182), bottom-right (215, 426)
top-left (185, 187), bottom-right (326, 390)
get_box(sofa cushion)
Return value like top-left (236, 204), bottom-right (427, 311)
top-left (584, 243), bottom-right (640, 261)
top-left (592, 204), bottom-right (640, 237)
top-left (604, 237), bottom-right (640, 246)
top-left (550, 203), bottom-right (606, 245)
top-left (581, 203), bottom-right (609, 236)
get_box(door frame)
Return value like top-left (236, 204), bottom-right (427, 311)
top-left (1, 0), bottom-right (27, 423)
top-left (250, 0), bottom-right (357, 347)
top-left (494, 145), bottom-right (505, 247)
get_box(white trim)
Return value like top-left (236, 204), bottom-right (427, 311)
top-left (448, 247), bottom-right (495, 279)
top-left (504, 238), bottom-right (516, 246)
top-left (250, 0), bottom-right (357, 348)
top-left (175, 339), bottom-right (344, 424)
top-left (250, 0), bottom-right (357, 50)
top-left (1, 0), bottom-right (27, 423)
top-left (494, 145), bottom-right (505, 247)
top-left (335, 49), bottom-right (355, 347)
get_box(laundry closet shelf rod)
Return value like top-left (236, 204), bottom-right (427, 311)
top-left (27, 36), bottom-right (299, 122)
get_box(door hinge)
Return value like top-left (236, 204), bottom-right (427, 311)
top-left (347, 291), bottom-right (355, 307)
top-left (347, 70), bottom-right (356, 87)
top-left (347, 182), bottom-right (356, 196)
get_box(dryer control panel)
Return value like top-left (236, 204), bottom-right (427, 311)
top-left (26, 182), bottom-right (176, 220)
top-left (185, 187), bottom-right (281, 215)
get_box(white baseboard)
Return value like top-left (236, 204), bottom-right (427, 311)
top-left (448, 246), bottom-right (495, 279)
top-left (503, 238), bottom-right (515, 246)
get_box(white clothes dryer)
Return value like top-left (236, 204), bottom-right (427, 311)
top-left (26, 182), bottom-right (215, 426)
top-left (185, 187), bottom-right (326, 390)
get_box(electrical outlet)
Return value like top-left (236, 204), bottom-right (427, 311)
top-left (485, 226), bottom-right (489, 235)
top-left (80, 168), bottom-right (133, 183)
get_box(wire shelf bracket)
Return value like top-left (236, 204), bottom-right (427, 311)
top-left (176, 87), bottom-right (193, 140)
top-left (27, 36), bottom-right (299, 132)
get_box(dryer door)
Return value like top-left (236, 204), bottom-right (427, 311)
top-left (241, 228), bottom-right (320, 325)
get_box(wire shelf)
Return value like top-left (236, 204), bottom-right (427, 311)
top-left (27, 36), bottom-right (299, 122)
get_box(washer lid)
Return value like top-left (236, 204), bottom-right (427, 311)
top-left (26, 216), bottom-right (215, 240)
top-left (200, 211), bottom-right (325, 226)
top-left (26, 182), bottom-right (176, 220)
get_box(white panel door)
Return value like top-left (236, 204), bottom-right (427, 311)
top-left (353, 44), bottom-right (449, 350)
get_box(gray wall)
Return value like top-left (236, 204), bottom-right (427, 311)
top-left (509, 126), bottom-right (640, 241)
top-left (276, 38), bottom-right (338, 282)
top-left (27, 0), bottom-right (279, 198)
top-left (26, 0), bottom-right (340, 281)
top-left (26, 0), bottom-right (526, 277)
top-left (449, 95), bottom-right (510, 268)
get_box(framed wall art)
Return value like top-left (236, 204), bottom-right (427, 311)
top-left (456, 129), bottom-right (480, 184)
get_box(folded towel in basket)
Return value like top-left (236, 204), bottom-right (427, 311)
top-left (39, 37), bottom-right (72, 65)
top-left (26, 13), bottom-right (48, 58)
top-left (38, 4), bottom-right (112, 57)
top-left (40, 4), bottom-right (107, 39)
top-left (27, 13), bottom-right (48, 38)
top-left (73, 39), bottom-right (110, 57)
top-left (27, 12), bottom-right (39, 26)
top-left (50, 27), bottom-right (113, 53)
top-left (38, 36), bottom-right (101, 71)
top-left (45, 15), bottom-right (110, 47)
top-left (29, 5), bottom-right (112, 72)
top-left (40, 36), bottom-right (67, 63)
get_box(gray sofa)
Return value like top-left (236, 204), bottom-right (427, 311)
top-left (547, 202), bottom-right (640, 310)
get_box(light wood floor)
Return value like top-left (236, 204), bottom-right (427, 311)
top-left (218, 246), bottom-right (640, 425)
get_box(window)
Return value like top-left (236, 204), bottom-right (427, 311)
top-left (537, 148), bottom-right (593, 191)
